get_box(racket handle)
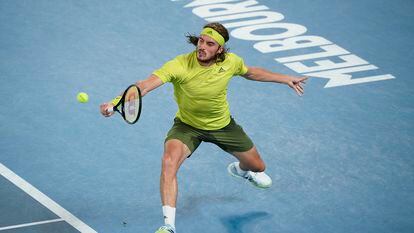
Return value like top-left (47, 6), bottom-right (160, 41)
top-left (107, 106), bottom-right (114, 113)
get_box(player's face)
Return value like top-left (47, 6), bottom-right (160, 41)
top-left (197, 35), bottom-right (223, 65)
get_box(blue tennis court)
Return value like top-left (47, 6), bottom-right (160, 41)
top-left (1, 0), bottom-right (413, 232)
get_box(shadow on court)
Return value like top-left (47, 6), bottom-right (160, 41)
top-left (220, 211), bottom-right (272, 233)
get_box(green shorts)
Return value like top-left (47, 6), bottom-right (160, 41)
top-left (165, 117), bottom-right (254, 156)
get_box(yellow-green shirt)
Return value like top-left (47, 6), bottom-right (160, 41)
top-left (153, 51), bottom-right (248, 130)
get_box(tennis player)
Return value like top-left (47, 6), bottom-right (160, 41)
top-left (100, 22), bottom-right (306, 233)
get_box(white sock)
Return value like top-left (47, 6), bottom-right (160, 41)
top-left (162, 205), bottom-right (176, 228)
top-left (235, 162), bottom-right (248, 176)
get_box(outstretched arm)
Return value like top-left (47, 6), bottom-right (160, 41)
top-left (135, 74), bottom-right (164, 97)
top-left (242, 66), bottom-right (307, 96)
top-left (100, 74), bottom-right (164, 117)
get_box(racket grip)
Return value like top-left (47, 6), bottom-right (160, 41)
top-left (107, 106), bottom-right (114, 113)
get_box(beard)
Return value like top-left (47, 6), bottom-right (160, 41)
top-left (197, 49), bottom-right (216, 63)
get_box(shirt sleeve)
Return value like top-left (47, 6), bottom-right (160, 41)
top-left (152, 57), bottom-right (182, 83)
top-left (232, 53), bottom-right (249, 76)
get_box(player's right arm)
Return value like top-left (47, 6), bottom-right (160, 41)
top-left (99, 74), bottom-right (164, 117)
top-left (135, 74), bottom-right (164, 97)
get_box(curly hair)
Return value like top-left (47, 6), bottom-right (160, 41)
top-left (186, 22), bottom-right (230, 62)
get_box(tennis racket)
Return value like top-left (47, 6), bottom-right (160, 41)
top-left (108, 84), bottom-right (142, 124)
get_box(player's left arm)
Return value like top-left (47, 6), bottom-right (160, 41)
top-left (242, 66), bottom-right (307, 96)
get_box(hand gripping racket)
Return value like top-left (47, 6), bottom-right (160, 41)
top-left (108, 84), bottom-right (142, 124)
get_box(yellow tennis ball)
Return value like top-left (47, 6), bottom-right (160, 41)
top-left (77, 92), bottom-right (89, 103)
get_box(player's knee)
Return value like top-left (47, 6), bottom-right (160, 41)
top-left (161, 152), bottom-right (180, 174)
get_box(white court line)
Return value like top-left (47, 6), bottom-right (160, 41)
top-left (0, 218), bottom-right (64, 231)
top-left (0, 163), bottom-right (97, 233)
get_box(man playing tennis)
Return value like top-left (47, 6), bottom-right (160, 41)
top-left (100, 22), bottom-right (306, 233)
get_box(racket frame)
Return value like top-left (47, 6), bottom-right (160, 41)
top-left (112, 84), bottom-right (142, 124)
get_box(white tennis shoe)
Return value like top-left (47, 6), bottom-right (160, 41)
top-left (227, 162), bottom-right (272, 189)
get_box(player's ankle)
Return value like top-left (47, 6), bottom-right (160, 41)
top-left (235, 162), bottom-right (248, 176)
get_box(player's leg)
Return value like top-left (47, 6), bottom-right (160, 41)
top-left (160, 139), bottom-right (191, 208)
top-left (156, 139), bottom-right (190, 233)
top-left (231, 146), bottom-right (265, 172)
top-left (207, 117), bottom-right (272, 188)
top-left (156, 118), bottom-right (202, 233)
